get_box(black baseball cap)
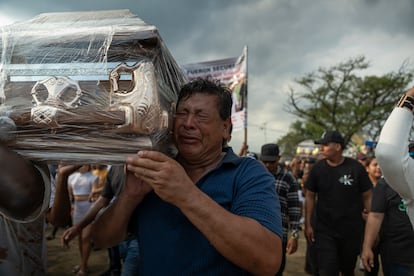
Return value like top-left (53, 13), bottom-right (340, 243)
top-left (260, 143), bottom-right (280, 162)
top-left (314, 131), bottom-right (344, 147)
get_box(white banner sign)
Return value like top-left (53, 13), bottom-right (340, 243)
top-left (181, 47), bottom-right (247, 132)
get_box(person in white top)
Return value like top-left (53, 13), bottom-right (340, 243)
top-left (376, 86), bottom-right (414, 229)
top-left (67, 165), bottom-right (99, 275)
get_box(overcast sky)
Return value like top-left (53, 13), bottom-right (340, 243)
top-left (1, 0), bottom-right (413, 154)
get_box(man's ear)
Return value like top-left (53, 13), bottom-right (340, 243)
top-left (335, 143), bottom-right (342, 151)
top-left (223, 119), bottom-right (232, 141)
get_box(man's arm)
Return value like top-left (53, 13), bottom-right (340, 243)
top-left (78, 196), bottom-right (109, 229)
top-left (237, 142), bottom-right (248, 156)
top-left (46, 165), bottom-right (80, 227)
top-left (304, 189), bottom-right (316, 244)
top-left (376, 87), bottom-right (414, 199)
top-left (376, 87), bottom-right (414, 228)
top-left (179, 188), bottom-right (282, 275)
top-left (361, 212), bottom-right (383, 272)
top-left (88, 175), bottom-right (100, 202)
top-left (62, 195), bottom-right (109, 248)
top-left (286, 177), bottom-right (301, 254)
top-left (0, 145), bottom-right (45, 220)
top-left (362, 189), bottom-right (372, 213)
top-left (124, 150), bottom-right (282, 275)
top-left (91, 170), bottom-right (152, 248)
top-left (287, 177), bottom-right (301, 231)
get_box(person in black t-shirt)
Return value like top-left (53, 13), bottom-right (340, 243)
top-left (305, 131), bottom-right (372, 276)
top-left (361, 177), bottom-right (414, 275)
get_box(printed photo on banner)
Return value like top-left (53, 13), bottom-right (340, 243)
top-left (181, 47), bottom-right (247, 132)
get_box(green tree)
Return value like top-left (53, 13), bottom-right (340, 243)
top-left (276, 121), bottom-right (311, 159)
top-left (279, 56), bottom-right (413, 156)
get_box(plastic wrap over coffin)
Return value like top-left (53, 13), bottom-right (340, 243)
top-left (0, 9), bottom-right (186, 163)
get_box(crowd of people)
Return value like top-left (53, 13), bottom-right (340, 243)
top-left (1, 79), bottom-right (414, 276)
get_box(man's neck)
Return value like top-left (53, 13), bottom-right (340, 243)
top-left (179, 152), bottom-right (225, 183)
top-left (326, 156), bottom-right (345, 167)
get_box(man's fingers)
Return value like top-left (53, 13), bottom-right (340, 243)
top-left (361, 257), bottom-right (373, 272)
top-left (137, 150), bottom-right (168, 161)
top-left (126, 150), bottom-right (175, 179)
top-left (126, 151), bottom-right (165, 172)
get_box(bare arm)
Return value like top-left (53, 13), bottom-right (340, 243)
top-left (89, 176), bottom-right (100, 202)
top-left (91, 170), bottom-right (152, 248)
top-left (304, 189), bottom-right (316, 243)
top-left (62, 195), bottom-right (109, 248)
top-left (362, 189), bottom-right (372, 213)
top-left (237, 142), bottom-right (248, 156)
top-left (46, 165), bottom-right (80, 227)
top-left (0, 145), bottom-right (45, 220)
top-left (67, 184), bottom-right (74, 204)
top-left (361, 212), bottom-right (383, 272)
top-left (79, 196), bottom-right (109, 229)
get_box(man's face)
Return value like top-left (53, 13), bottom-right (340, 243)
top-left (263, 157), bottom-right (280, 174)
top-left (319, 142), bottom-right (341, 159)
top-left (173, 93), bottom-right (230, 162)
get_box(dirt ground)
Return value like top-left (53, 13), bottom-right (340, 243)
top-left (46, 225), bottom-right (375, 276)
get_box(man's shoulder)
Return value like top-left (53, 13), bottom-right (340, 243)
top-left (274, 169), bottom-right (295, 181)
top-left (308, 158), bottom-right (326, 171)
top-left (344, 156), bottom-right (362, 165)
top-left (273, 170), bottom-right (298, 191)
top-left (343, 157), bottom-right (370, 174)
top-left (222, 147), bottom-right (243, 164)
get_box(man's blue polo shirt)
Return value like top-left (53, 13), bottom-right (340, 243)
top-left (130, 148), bottom-right (282, 275)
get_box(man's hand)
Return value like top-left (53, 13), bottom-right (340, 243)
top-left (304, 224), bottom-right (315, 244)
top-left (126, 150), bottom-right (196, 207)
top-left (361, 247), bottom-right (375, 272)
top-left (286, 237), bottom-right (298, 255)
top-left (123, 166), bottom-right (153, 202)
top-left (57, 164), bottom-right (81, 177)
top-left (406, 86), bottom-right (414, 98)
top-left (362, 208), bottom-right (369, 221)
top-left (61, 225), bottom-right (81, 249)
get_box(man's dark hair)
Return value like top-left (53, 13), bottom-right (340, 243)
top-left (177, 78), bottom-right (233, 120)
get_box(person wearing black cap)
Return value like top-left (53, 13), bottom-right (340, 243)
top-left (304, 130), bottom-right (372, 276)
top-left (260, 143), bottom-right (301, 276)
top-left (376, 86), bottom-right (414, 230)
